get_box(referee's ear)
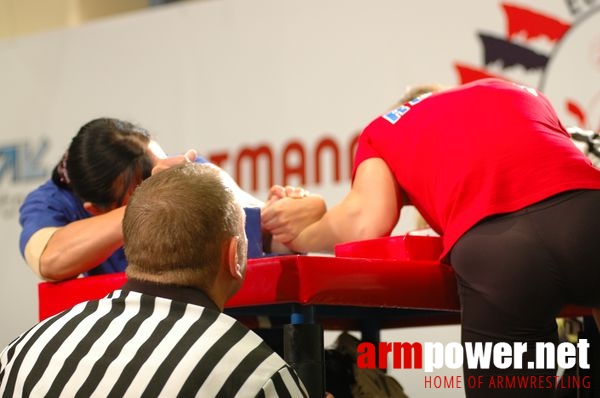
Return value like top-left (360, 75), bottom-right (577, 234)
top-left (226, 236), bottom-right (243, 281)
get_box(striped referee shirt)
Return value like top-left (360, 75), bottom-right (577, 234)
top-left (0, 279), bottom-right (308, 397)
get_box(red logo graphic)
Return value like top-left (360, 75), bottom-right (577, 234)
top-left (453, 2), bottom-right (600, 131)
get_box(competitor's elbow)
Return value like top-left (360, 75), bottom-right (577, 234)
top-left (38, 247), bottom-right (86, 281)
top-left (343, 211), bottom-right (397, 242)
top-left (38, 254), bottom-right (72, 282)
top-left (351, 221), bottom-right (393, 241)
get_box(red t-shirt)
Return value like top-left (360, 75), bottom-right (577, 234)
top-left (354, 78), bottom-right (600, 260)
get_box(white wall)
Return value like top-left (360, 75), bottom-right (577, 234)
top-left (1, 1), bottom-right (598, 396)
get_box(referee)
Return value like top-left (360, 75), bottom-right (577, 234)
top-left (0, 163), bottom-right (308, 397)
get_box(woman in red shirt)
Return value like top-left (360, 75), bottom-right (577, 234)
top-left (263, 78), bottom-right (600, 398)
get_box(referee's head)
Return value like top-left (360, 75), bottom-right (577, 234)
top-left (123, 162), bottom-right (248, 308)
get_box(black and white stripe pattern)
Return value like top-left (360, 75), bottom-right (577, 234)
top-left (0, 290), bottom-right (308, 397)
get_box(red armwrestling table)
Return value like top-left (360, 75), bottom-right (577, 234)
top-left (38, 235), bottom-right (599, 397)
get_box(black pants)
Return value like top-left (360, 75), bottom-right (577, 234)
top-left (450, 190), bottom-right (600, 398)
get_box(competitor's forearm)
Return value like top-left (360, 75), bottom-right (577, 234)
top-left (38, 207), bottom-right (126, 281)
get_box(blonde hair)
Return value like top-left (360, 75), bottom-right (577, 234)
top-left (389, 83), bottom-right (448, 110)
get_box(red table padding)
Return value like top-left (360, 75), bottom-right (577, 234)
top-left (226, 254), bottom-right (459, 310)
top-left (334, 233), bottom-right (443, 261)
top-left (38, 236), bottom-right (591, 321)
top-left (38, 272), bottom-right (127, 321)
top-left (38, 254), bottom-right (460, 322)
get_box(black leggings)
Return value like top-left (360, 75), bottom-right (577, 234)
top-left (450, 189), bottom-right (600, 398)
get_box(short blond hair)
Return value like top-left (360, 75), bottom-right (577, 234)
top-left (123, 163), bottom-right (243, 290)
top-left (392, 83), bottom-right (448, 109)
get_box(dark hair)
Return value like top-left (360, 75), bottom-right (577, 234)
top-left (53, 118), bottom-right (154, 209)
top-left (123, 163), bottom-right (244, 289)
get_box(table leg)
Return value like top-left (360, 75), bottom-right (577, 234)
top-left (284, 305), bottom-right (325, 397)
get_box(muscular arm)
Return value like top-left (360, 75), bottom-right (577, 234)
top-left (288, 158), bottom-right (402, 253)
top-left (35, 207), bottom-right (125, 281)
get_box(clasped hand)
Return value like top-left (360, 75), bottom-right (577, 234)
top-left (261, 185), bottom-right (326, 244)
